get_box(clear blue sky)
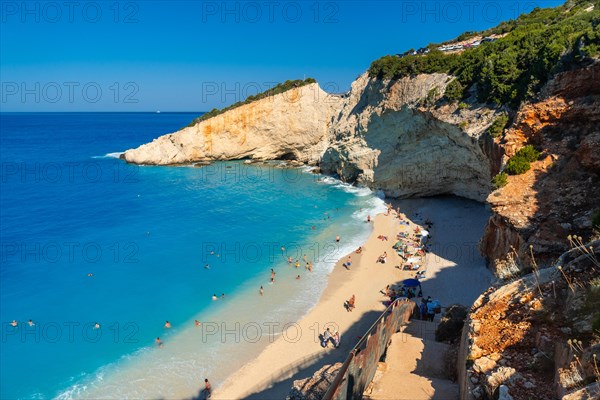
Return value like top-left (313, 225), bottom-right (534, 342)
top-left (0, 0), bottom-right (565, 111)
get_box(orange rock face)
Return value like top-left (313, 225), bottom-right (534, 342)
top-left (482, 62), bottom-right (600, 273)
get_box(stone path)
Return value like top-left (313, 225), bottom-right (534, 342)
top-left (365, 319), bottom-right (459, 400)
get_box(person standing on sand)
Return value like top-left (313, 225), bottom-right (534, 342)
top-left (322, 328), bottom-right (331, 348)
top-left (427, 301), bottom-right (436, 322)
top-left (203, 378), bottom-right (212, 398)
top-left (333, 331), bottom-right (340, 348)
top-left (259, 286), bottom-right (264, 296)
top-left (419, 299), bottom-right (427, 320)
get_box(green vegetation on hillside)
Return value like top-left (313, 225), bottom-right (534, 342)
top-left (369, 0), bottom-right (600, 108)
top-left (492, 172), bottom-right (509, 189)
top-left (505, 145), bottom-right (542, 175)
top-left (444, 79), bottom-right (466, 102)
top-left (516, 145), bottom-right (542, 162)
top-left (489, 114), bottom-right (509, 137)
top-left (187, 78), bottom-right (316, 127)
top-left (505, 156), bottom-right (531, 175)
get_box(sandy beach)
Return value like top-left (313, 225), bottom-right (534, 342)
top-left (214, 197), bottom-right (492, 399)
top-left (213, 211), bottom-right (404, 399)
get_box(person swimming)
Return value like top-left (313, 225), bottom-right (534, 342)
top-left (94, 322), bottom-right (100, 329)
top-left (10, 320), bottom-right (18, 327)
top-left (296, 275), bottom-right (301, 280)
top-left (212, 294), bottom-right (217, 300)
top-left (336, 235), bottom-right (340, 242)
top-left (204, 264), bottom-right (210, 269)
top-left (195, 320), bottom-right (201, 327)
top-left (165, 321), bottom-right (172, 329)
top-left (28, 319), bottom-right (34, 327)
top-left (155, 337), bottom-right (163, 347)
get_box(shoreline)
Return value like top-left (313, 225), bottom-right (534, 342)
top-left (213, 196), bottom-right (493, 399)
top-left (213, 209), bottom-right (422, 399)
top-left (66, 174), bottom-right (382, 400)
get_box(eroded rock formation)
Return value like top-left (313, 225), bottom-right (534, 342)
top-left (123, 62), bottom-right (599, 271)
top-left (123, 84), bottom-right (341, 165)
top-left (124, 73), bottom-right (500, 201)
top-left (481, 62), bottom-right (600, 273)
top-left (320, 73), bottom-right (498, 201)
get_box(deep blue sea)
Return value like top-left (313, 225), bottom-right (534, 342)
top-left (0, 112), bottom-right (384, 399)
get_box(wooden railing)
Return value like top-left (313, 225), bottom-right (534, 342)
top-left (322, 299), bottom-right (416, 400)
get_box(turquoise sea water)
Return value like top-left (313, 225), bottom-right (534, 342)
top-left (0, 113), bottom-right (384, 399)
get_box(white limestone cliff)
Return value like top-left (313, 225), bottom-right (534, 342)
top-left (123, 73), bottom-right (502, 201)
top-left (321, 72), bottom-right (500, 201)
top-left (123, 83), bottom-right (341, 165)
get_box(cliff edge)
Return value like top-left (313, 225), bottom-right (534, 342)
top-left (122, 83), bottom-right (341, 165)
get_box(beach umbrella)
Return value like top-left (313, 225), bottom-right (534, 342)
top-left (402, 278), bottom-right (421, 287)
top-left (393, 241), bottom-right (403, 248)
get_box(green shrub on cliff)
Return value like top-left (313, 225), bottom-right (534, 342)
top-left (368, 1), bottom-right (600, 108)
top-left (444, 79), bottom-right (465, 102)
top-left (505, 155), bottom-right (531, 175)
top-left (503, 145), bottom-right (541, 176)
top-left (492, 172), bottom-right (509, 189)
top-left (489, 114), bottom-right (509, 137)
top-left (515, 145), bottom-right (541, 162)
top-left (187, 78), bottom-right (317, 127)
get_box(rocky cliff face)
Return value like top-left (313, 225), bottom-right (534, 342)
top-left (124, 73), bottom-right (500, 201)
top-left (321, 73), bottom-right (499, 201)
top-left (481, 62), bottom-right (600, 273)
top-left (458, 240), bottom-right (600, 400)
top-left (123, 84), bottom-right (341, 165)
top-left (123, 63), bottom-right (599, 271)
